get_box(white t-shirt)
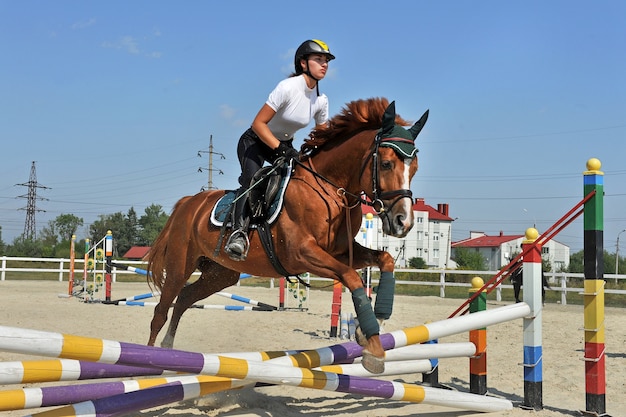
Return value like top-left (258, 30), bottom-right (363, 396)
top-left (265, 75), bottom-right (329, 142)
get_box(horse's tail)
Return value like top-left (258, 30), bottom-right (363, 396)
top-left (145, 196), bottom-right (192, 291)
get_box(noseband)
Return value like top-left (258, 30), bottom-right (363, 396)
top-left (359, 132), bottom-right (414, 217)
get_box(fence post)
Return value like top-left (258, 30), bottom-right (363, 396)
top-left (58, 259), bottom-right (64, 282)
top-left (439, 270), bottom-right (446, 298)
top-left (560, 275), bottom-right (568, 305)
top-left (1, 256), bottom-right (5, 281)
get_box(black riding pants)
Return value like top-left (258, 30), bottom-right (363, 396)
top-left (237, 128), bottom-right (293, 188)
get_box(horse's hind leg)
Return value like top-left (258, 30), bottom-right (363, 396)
top-left (148, 274), bottom-right (188, 347)
top-left (160, 258), bottom-right (240, 348)
top-left (148, 254), bottom-right (196, 347)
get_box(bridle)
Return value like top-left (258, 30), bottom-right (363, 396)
top-left (358, 132), bottom-right (415, 219)
top-left (296, 131), bottom-right (415, 217)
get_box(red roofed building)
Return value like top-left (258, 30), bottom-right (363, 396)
top-left (357, 198), bottom-right (455, 268)
top-left (122, 246), bottom-right (151, 260)
top-left (452, 231), bottom-right (570, 271)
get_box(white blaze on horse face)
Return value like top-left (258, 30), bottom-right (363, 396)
top-left (398, 158), bottom-right (414, 230)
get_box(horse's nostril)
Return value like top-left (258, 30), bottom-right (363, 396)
top-left (396, 214), bottom-right (406, 227)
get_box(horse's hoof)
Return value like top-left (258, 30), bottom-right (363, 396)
top-left (361, 349), bottom-right (385, 374)
top-left (354, 325), bottom-right (367, 347)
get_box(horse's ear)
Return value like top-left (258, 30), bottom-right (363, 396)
top-left (409, 109), bottom-right (429, 140)
top-left (382, 101), bottom-right (396, 134)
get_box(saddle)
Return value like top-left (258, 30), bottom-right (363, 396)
top-left (210, 159), bottom-right (293, 228)
top-left (211, 160), bottom-right (295, 276)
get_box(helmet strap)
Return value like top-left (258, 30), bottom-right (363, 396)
top-left (303, 59), bottom-right (321, 96)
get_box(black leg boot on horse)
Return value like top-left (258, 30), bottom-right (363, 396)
top-left (225, 189), bottom-right (250, 261)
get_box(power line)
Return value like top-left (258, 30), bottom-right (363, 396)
top-left (197, 134), bottom-right (225, 191)
top-left (16, 161), bottom-right (50, 240)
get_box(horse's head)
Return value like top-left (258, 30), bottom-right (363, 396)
top-left (370, 101), bottom-right (429, 238)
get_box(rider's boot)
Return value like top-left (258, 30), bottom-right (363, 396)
top-left (225, 190), bottom-right (250, 261)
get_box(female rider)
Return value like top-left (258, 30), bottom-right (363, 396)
top-left (225, 39), bottom-right (335, 261)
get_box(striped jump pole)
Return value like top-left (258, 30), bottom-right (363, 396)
top-left (190, 304), bottom-right (273, 311)
top-left (110, 262), bottom-right (149, 277)
top-left (104, 230), bottom-right (113, 301)
top-left (0, 325), bottom-right (513, 412)
top-left (82, 238), bottom-right (89, 297)
top-left (318, 359), bottom-right (432, 378)
top-left (329, 280), bottom-right (342, 337)
top-left (338, 342), bottom-right (476, 364)
top-left (23, 375), bottom-right (247, 417)
top-left (583, 158), bottom-right (606, 415)
top-left (0, 374), bottom-right (243, 412)
top-left (102, 292), bottom-right (160, 304)
top-left (0, 359), bottom-right (168, 385)
top-left (0, 301), bottom-right (529, 374)
top-left (215, 291), bottom-right (277, 310)
top-left (68, 234), bottom-right (76, 296)
top-left (106, 301), bottom-right (271, 311)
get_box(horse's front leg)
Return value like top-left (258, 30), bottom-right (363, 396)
top-left (344, 274), bottom-right (386, 374)
top-left (341, 243), bottom-right (397, 324)
top-left (295, 245), bottom-right (386, 374)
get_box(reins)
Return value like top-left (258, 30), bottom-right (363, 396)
top-left (294, 131), bottom-right (414, 270)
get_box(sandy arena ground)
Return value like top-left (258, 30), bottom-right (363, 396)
top-left (0, 280), bottom-right (624, 416)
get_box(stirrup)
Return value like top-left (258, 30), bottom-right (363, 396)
top-left (225, 229), bottom-right (250, 261)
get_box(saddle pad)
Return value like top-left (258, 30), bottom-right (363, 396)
top-left (210, 160), bottom-right (293, 228)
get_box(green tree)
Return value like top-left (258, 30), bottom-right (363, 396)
top-left (39, 221), bottom-right (59, 247)
top-left (0, 226), bottom-right (5, 255)
top-left (567, 249), bottom-right (624, 275)
top-left (408, 257), bottom-right (427, 269)
top-left (90, 212), bottom-right (131, 255)
top-left (452, 247), bottom-right (487, 270)
top-left (138, 204), bottom-right (169, 245)
top-left (6, 237), bottom-right (44, 257)
top-left (54, 214), bottom-right (84, 241)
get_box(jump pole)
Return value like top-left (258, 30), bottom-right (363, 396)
top-left (0, 374), bottom-right (242, 412)
top-left (104, 301), bottom-right (272, 311)
top-left (0, 326), bottom-right (513, 412)
top-left (104, 230), bottom-right (113, 302)
top-left (68, 234), bottom-right (75, 296)
top-left (0, 359), bottom-right (169, 385)
top-left (279, 276), bottom-right (286, 309)
top-left (582, 158), bottom-right (606, 415)
top-left (82, 238), bottom-right (89, 296)
top-left (110, 262), bottom-right (150, 277)
top-left (215, 291), bottom-right (277, 310)
top-left (329, 280), bottom-right (342, 337)
top-left (468, 277), bottom-right (487, 395)
top-left (520, 227), bottom-right (544, 410)
top-left (0, 302), bottom-right (529, 372)
top-left (20, 375), bottom-right (248, 416)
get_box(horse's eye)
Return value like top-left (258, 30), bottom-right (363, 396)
top-left (381, 160), bottom-right (393, 170)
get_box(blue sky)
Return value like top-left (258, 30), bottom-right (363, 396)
top-left (1, 1), bottom-right (625, 256)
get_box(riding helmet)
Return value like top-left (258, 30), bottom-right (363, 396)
top-left (294, 39), bottom-right (335, 74)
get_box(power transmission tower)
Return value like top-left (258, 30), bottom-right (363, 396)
top-left (16, 161), bottom-right (50, 240)
top-left (198, 134), bottom-right (225, 191)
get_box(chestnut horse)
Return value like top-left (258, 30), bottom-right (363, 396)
top-left (146, 97), bottom-right (428, 373)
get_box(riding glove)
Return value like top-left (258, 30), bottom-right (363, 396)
top-left (273, 142), bottom-right (300, 162)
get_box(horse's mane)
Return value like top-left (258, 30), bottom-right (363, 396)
top-left (301, 97), bottom-right (411, 155)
